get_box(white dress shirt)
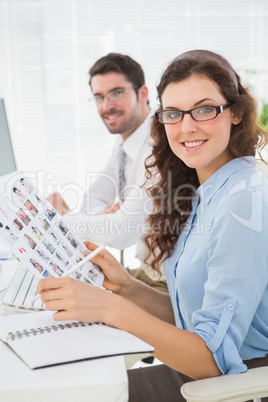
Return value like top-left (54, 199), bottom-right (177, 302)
top-left (64, 114), bottom-right (152, 253)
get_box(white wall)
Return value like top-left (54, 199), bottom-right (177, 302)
top-left (0, 0), bottom-right (267, 199)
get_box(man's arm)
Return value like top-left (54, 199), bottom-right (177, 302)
top-left (64, 179), bottom-right (149, 249)
top-left (47, 183), bottom-right (148, 249)
top-left (48, 140), bottom-right (120, 215)
top-left (101, 201), bottom-right (122, 214)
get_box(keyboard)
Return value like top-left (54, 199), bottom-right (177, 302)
top-left (1, 265), bottom-right (45, 315)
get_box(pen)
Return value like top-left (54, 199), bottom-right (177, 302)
top-left (31, 243), bottom-right (106, 303)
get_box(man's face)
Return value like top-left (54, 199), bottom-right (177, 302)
top-left (91, 72), bottom-right (143, 138)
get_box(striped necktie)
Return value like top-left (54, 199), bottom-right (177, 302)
top-left (118, 144), bottom-right (127, 266)
top-left (118, 144), bottom-right (127, 201)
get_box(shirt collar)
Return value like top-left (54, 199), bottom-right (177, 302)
top-left (197, 156), bottom-right (257, 205)
top-left (121, 113), bottom-right (152, 161)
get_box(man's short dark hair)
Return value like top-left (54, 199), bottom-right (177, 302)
top-left (89, 53), bottom-right (145, 91)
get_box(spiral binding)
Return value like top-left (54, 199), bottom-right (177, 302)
top-left (7, 321), bottom-right (104, 341)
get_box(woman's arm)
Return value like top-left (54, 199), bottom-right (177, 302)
top-left (112, 294), bottom-right (221, 380)
top-left (38, 276), bottom-right (220, 380)
top-left (120, 275), bottom-right (175, 324)
top-left (85, 241), bottom-right (175, 324)
top-left (37, 243), bottom-right (221, 380)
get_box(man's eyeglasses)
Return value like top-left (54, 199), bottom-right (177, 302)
top-left (155, 102), bottom-right (233, 124)
top-left (89, 86), bottom-right (140, 106)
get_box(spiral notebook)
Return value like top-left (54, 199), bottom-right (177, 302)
top-left (0, 310), bottom-right (154, 369)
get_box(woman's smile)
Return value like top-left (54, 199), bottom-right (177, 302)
top-left (162, 75), bottom-right (240, 183)
top-left (182, 139), bottom-right (208, 151)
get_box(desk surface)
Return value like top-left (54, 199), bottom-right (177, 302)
top-left (0, 260), bottom-right (128, 402)
top-left (0, 341), bottom-right (128, 402)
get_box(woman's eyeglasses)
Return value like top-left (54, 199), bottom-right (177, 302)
top-left (155, 102), bottom-right (233, 124)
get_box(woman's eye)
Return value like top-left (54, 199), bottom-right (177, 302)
top-left (198, 106), bottom-right (214, 114)
top-left (167, 111), bottom-right (182, 119)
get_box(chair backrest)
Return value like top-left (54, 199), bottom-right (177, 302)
top-left (180, 366), bottom-right (268, 402)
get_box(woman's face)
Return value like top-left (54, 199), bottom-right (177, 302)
top-left (161, 75), bottom-right (240, 184)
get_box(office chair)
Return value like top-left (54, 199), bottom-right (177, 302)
top-left (180, 366), bottom-right (268, 402)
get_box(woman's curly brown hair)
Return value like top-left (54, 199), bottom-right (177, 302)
top-left (143, 50), bottom-right (268, 272)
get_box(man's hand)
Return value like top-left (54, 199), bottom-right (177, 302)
top-left (47, 192), bottom-right (69, 216)
top-left (101, 200), bottom-right (123, 214)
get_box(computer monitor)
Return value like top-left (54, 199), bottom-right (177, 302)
top-left (0, 99), bottom-right (16, 178)
top-left (0, 99), bottom-right (17, 255)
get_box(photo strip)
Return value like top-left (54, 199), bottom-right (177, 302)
top-left (0, 174), bottom-right (104, 286)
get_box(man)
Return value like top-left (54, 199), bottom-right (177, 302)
top-left (48, 53), bottom-right (167, 291)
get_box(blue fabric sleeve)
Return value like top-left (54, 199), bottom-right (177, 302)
top-left (193, 301), bottom-right (247, 374)
top-left (192, 176), bottom-right (268, 374)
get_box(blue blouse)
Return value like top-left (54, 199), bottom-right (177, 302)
top-left (164, 157), bottom-right (268, 375)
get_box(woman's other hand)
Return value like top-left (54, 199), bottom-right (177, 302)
top-left (83, 241), bottom-right (133, 295)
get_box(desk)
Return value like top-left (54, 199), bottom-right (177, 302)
top-left (0, 260), bottom-right (129, 402)
top-left (0, 341), bottom-right (128, 402)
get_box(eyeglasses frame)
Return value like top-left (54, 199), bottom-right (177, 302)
top-left (155, 102), bottom-right (234, 124)
top-left (89, 85), bottom-right (141, 106)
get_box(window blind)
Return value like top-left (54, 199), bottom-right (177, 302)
top-left (0, 0), bottom-right (267, 196)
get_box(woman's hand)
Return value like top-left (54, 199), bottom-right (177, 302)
top-left (37, 276), bottom-right (118, 324)
top-left (83, 241), bottom-right (133, 295)
top-left (36, 241), bottom-right (134, 323)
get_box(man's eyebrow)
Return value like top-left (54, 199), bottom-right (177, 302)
top-left (93, 87), bottom-right (124, 96)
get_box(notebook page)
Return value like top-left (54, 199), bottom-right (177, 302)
top-left (0, 311), bottom-right (154, 369)
top-left (0, 310), bottom-right (58, 341)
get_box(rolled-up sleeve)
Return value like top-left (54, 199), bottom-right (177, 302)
top-left (193, 301), bottom-right (247, 374)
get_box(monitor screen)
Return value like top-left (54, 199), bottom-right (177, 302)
top-left (0, 99), bottom-right (16, 177)
top-left (0, 99), bottom-right (17, 255)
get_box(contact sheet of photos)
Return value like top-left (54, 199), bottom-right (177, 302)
top-left (0, 174), bottom-right (104, 287)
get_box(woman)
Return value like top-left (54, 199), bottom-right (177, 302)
top-left (30, 258), bottom-right (44, 273)
top-left (20, 177), bottom-right (34, 193)
top-left (24, 234), bottom-right (37, 249)
top-left (32, 226), bottom-right (43, 240)
top-left (37, 50), bottom-right (268, 401)
top-left (12, 187), bottom-right (26, 203)
top-left (49, 261), bottom-right (64, 276)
